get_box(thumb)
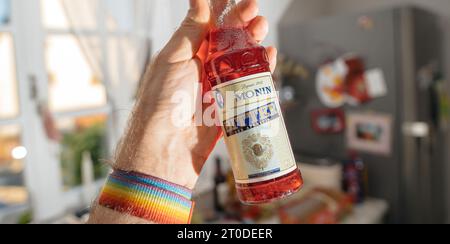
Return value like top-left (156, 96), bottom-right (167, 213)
top-left (160, 0), bottom-right (210, 63)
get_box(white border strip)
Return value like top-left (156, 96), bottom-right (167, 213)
top-left (212, 72), bottom-right (272, 90)
top-left (235, 166), bottom-right (298, 184)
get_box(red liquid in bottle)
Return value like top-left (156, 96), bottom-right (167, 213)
top-left (205, 27), bottom-right (303, 204)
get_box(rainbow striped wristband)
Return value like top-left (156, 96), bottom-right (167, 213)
top-left (99, 170), bottom-right (195, 224)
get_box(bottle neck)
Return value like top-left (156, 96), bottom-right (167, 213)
top-left (207, 0), bottom-right (256, 54)
top-left (210, 0), bottom-right (237, 28)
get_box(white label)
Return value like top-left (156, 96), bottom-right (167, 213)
top-left (213, 72), bottom-right (298, 184)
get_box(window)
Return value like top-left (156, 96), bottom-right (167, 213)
top-left (41, 0), bottom-right (98, 30)
top-left (41, 0), bottom-right (111, 190)
top-left (42, 0), bottom-right (106, 113)
top-left (45, 35), bottom-right (106, 112)
top-left (104, 0), bottom-right (134, 32)
top-left (58, 114), bottom-right (109, 189)
top-left (0, 33), bottom-right (19, 119)
top-left (0, 0), bottom-right (149, 222)
top-left (0, 0), bottom-right (27, 213)
top-left (0, 125), bottom-right (27, 208)
top-left (0, 0), bottom-right (10, 25)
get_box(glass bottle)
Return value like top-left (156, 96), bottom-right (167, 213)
top-left (205, 0), bottom-right (303, 204)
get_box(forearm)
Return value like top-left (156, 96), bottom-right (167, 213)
top-left (88, 100), bottom-right (196, 224)
top-left (112, 63), bottom-right (200, 189)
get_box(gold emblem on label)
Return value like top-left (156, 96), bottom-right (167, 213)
top-left (242, 133), bottom-right (274, 170)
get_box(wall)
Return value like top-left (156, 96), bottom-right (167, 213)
top-left (325, 0), bottom-right (450, 16)
top-left (280, 0), bottom-right (330, 26)
top-left (325, 1), bottom-right (450, 74)
top-left (258, 0), bottom-right (293, 47)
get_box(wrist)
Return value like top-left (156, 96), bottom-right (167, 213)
top-left (98, 169), bottom-right (195, 224)
top-left (115, 123), bottom-right (199, 189)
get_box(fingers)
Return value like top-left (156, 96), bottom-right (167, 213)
top-left (266, 46), bottom-right (278, 73)
top-left (160, 0), bottom-right (210, 63)
top-left (235, 0), bottom-right (259, 25)
top-left (187, 0), bottom-right (210, 22)
top-left (247, 16), bottom-right (269, 43)
top-left (230, 0), bottom-right (269, 44)
top-left (162, 0), bottom-right (271, 67)
top-left (220, 0), bottom-right (258, 27)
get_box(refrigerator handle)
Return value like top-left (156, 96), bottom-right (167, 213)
top-left (402, 122), bottom-right (430, 138)
top-left (402, 122), bottom-right (433, 223)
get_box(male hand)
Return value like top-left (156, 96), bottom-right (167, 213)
top-left (115, 0), bottom-right (277, 190)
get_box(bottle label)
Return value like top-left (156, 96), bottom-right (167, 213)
top-left (213, 72), bottom-right (298, 184)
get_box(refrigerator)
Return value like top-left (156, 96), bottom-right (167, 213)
top-left (279, 6), bottom-right (449, 223)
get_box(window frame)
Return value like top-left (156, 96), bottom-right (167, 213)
top-left (0, 0), bottom-right (31, 222)
top-left (0, 2), bottom-right (19, 121)
top-left (39, 0), bottom-right (119, 213)
top-left (1, 0), bottom-right (152, 222)
top-left (1, 0), bottom-right (139, 222)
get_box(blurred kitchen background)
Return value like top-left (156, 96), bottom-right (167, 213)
top-left (0, 0), bottom-right (449, 224)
